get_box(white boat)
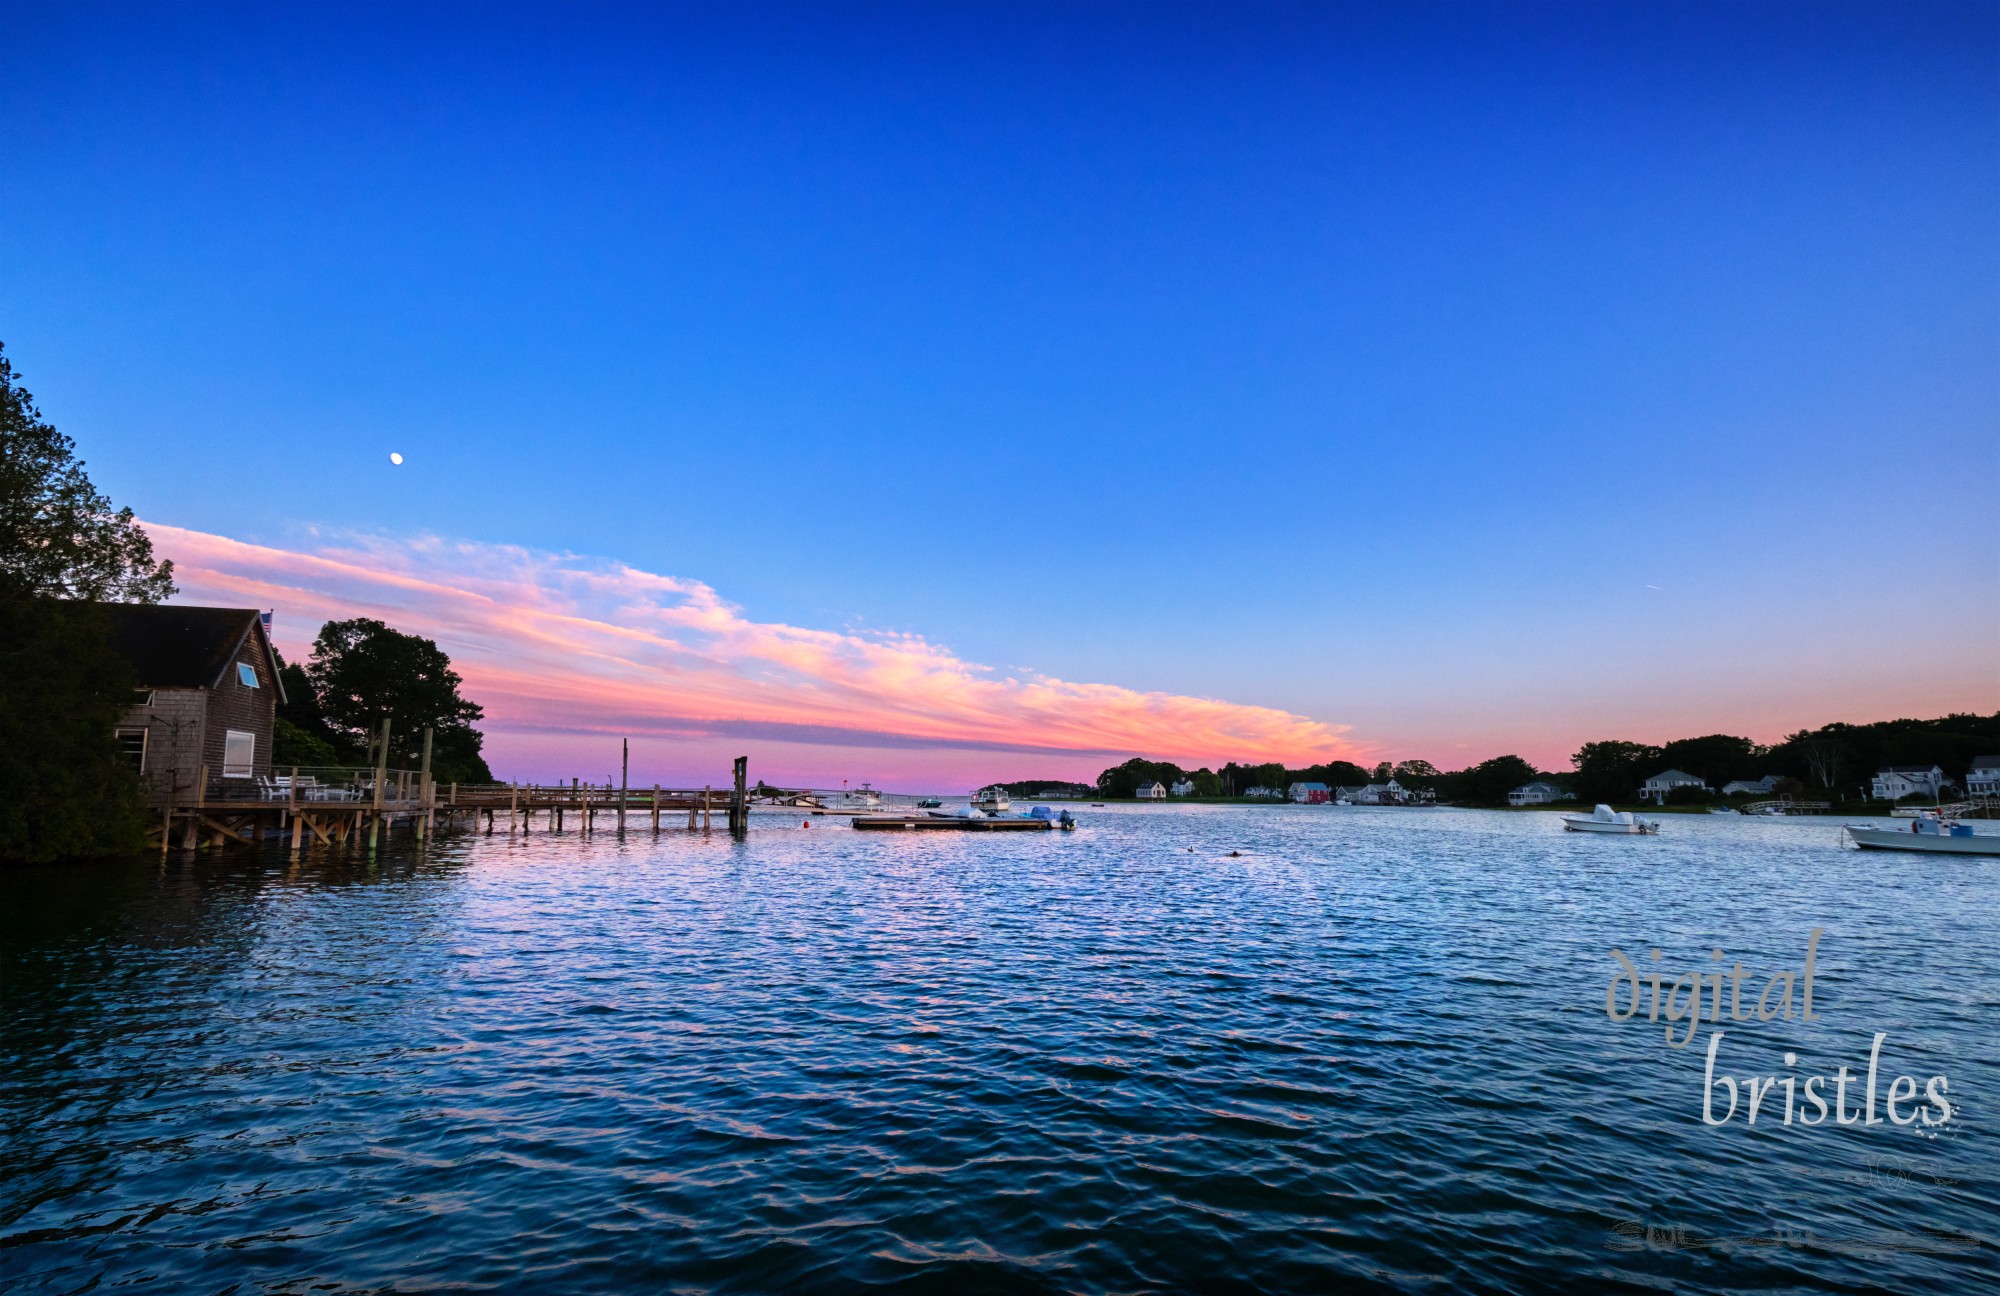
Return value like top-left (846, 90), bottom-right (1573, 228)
top-left (1845, 816), bottom-right (2000, 855)
top-left (972, 786), bottom-right (1011, 814)
top-left (1562, 804), bottom-right (1660, 835)
top-left (838, 782), bottom-right (883, 809)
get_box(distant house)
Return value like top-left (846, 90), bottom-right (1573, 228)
top-left (1872, 766), bottom-right (1944, 801)
top-left (1169, 778), bottom-right (1196, 797)
top-left (1287, 781), bottom-right (1331, 804)
top-left (1721, 776), bottom-right (1780, 797)
top-left (1243, 786), bottom-right (1281, 799)
top-left (102, 604), bottom-right (286, 806)
top-left (1134, 780), bottom-right (1167, 800)
top-left (1507, 781), bottom-right (1565, 806)
top-left (1348, 778), bottom-right (1406, 806)
top-left (1968, 757), bottom-right (2000, 798)
top-left (1640, 769), bottom-right (1708, 803)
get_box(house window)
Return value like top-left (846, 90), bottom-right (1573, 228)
top-left (116, 727), bottom-right (148, 772)
top-left (238, 662), bottom-right (259, 688)
top-left (223, 730), bottom-right (256, 778)
top-left (132, 689), bottom-right (155, 706)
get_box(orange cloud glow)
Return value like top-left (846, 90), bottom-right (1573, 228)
top-left (145, 523), bottom-right (1353, 785)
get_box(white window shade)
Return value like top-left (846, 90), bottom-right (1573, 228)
top-left (223, 730), bottom-right (256, 778)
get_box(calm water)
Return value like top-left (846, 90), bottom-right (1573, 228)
top-left (1, 807), bottom-right (1993, 1292)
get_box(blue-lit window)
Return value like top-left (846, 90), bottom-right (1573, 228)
top-left (238, 663), bottom-right (259, 688)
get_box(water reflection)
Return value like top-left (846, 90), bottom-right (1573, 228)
top-left (0, 809), bottom-right (1992, 1293)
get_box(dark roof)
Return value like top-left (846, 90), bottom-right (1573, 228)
top-left (97, 604), bottom-right (284, 698)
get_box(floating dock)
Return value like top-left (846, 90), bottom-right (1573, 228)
top-left (852, 815), bottom-right (1053, 831)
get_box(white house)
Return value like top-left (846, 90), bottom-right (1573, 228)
top-left (1243, 786), bottom-right (1281, 799)
top-left (1968, 756), bottom-right (2000, 798)
top-left (1287, 781), bottom-right (1331, 804)
top-left (1348, 778), bottom-right (1406, 806)
top-left (1720, 775), bottom-right (1780, 797)
top-left (1134, 780), bottom-right (1167, 800)
top-left (1169, 778), bottom-right (1196, 797)
top-left (1871, 766), bottom-right (1943, 801)
top-left (1640, 769), bottom-right (1708, 803)
top-left (1507, 781), bottom-right (1565, 806)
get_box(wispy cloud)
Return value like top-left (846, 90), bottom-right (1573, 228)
top-left (145, 523), bottom-right (1352, 780)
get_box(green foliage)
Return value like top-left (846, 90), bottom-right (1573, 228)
top-left (271, 716), bottom-right (338, 767)
top-left (1434, 754), bottom-right (1538, 806)
top-left (1664, 784), bottom-right (1714, 806)
top-left (1571, 740), bottom-right (1662, 804)
top-left (0, 345), bottom-right (169, 862)
top-left (1768, 715), bottom-right (2000, 794)
top-left (299, 618), bottom-right (495, 783)
top-left (0, 601), bottom-right (148, 862)
top-left (995, 779), bottom-right (1096, 798)
top-left (1192, 769), bottom-right (1224, 796)
top-left (1095, 757), bottom-right (1187, 798)
top-left (0, 344), bottom-right (174, 604)
top-left (1655, 734), bottom-right (1761, 788)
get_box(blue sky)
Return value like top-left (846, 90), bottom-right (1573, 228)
top-left (3, 1), bottom-right (1994, 778)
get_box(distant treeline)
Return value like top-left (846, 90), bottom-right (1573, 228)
top-left (1079, 712), bottom-right (2000, 807)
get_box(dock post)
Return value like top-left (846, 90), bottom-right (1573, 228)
top-left (185, 765), bottom-right (207, 850)
top-left (703, 786), bottom-right (711, 833)
top-left (651, 785), bottom-right (660, 834)
top-left (419, 727), bottom-right (434, 840)
top-left (509, 784), bottom-right (518, 834)
top-left (619, 740), bottom-right (629, 835)
top-left (730, 757), bottom-right (748, 838)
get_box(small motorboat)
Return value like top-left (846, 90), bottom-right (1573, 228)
top-left (972, 786), bottom-right (1011, 814)
top-left (1707, 807), bottom-right (1740, 815)
top-left (839, 782), bottom-right (884, 809)
top-left (1562, 804), bottom-right (1660, 835)
top-left (1844, 814), bottom-right (2000, 855)
top-left (915, 798), bottom-right (942, 809)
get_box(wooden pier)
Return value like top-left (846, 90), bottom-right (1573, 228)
top-left (150, 752), bottom-right (760, 852)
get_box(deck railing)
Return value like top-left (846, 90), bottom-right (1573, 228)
top-left (192, 766), bottom-right (428, 807)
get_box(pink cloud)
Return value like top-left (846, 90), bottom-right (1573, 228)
top-left (145, 523), bottom-right (1354, 788)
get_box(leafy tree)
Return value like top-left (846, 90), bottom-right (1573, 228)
top-left (1571, 740), bottom-right (1662, 804)
top-left (302, 618), bottom-right (494, 783)
top-left (1095, 757), bottom-right (1187, 798)
top-left (1253, 762), bottom-right (1289, 794)
top-left (272, 716), bottom-right (339, 767)
top-left (1656, 734), bottom-right (1762, 788)
top-left (0, 602), bottom-right (150, 862)
top-left (0, 345), bottom-right (170, 861)
top-left (1192, 769), bottom-right (1224, 797)
top-left (0, 344), bottom-right (173, 603)
top-left (1393, 759), bottom-right (1439, 783)
top-left (1434, 754), bottom-right (1537, 806)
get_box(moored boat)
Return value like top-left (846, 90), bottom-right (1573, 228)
top-left (1561, 804), bottom-right (1660, 835)
top-left (972, 786), bottom-right (1011, 814)
top-left (1844, 815), bottom-right (2000, 855)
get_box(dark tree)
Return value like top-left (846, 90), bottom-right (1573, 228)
top-left (302, 618), bottom-right (494, 783)
top-left (1095, 757), bottom-right (1188, 798)
top-left (0, 345), bottom-right (171, 860)
top-left (0, 344), bottom-right (173, 604)
top-left (0, 602), bottom-right (149, 861)
top-left (1435, 754), bottom-right (1538, 806)
top-left (1571, 740), bottom-right (1662, 804)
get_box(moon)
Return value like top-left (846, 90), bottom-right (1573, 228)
top-left (389, 452), bottom-right (404, 465)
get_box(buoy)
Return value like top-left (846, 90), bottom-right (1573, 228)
top-left (1228, 850), bottom-right (1243, 857)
